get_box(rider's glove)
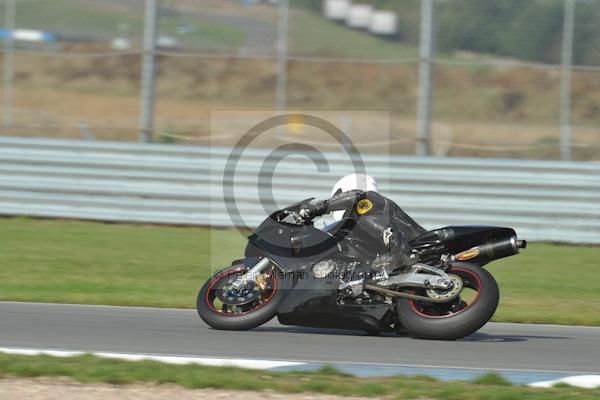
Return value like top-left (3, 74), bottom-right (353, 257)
top-left (298, 201), bottom-right (327, 220)
top-left (298, 207), bottom-right (313, 220)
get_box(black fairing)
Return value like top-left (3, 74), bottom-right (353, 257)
top-left (245, 213), bottom-right (343, 272)
top-left (276, 275), bottom-right (393, 331)
top-left (411, 225), bottom-right (517, 253)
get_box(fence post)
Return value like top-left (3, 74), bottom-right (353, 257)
top-left (276, 0), bottom-right (289, 113)
top-left (3, 0), bottom-right (16, 128)
top-left (560, 0), bottom-right (575, 161)
top-left (416, 0), bottom-right (435, 156)
top-left (139, 0), bottom-right (158, 142)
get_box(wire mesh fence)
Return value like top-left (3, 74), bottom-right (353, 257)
top-left (0, 0), bottom-right (598, 160)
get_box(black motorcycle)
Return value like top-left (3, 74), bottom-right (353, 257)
top-left (197, 198), bottom-right (527, 340)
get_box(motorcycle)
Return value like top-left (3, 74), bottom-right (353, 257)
top-left (197, 198), bottom-right (527, 340)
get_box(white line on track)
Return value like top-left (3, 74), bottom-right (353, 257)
top-left (2, 346), bottom-right (598, 377)
top-left (3, 346), bottom-right (600, 388)
top-left (0, 347), bottom-right (305, 369)
top-left (528, 375), bottom-right (600, 389)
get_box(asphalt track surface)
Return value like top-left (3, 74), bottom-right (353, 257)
top-left (1, 302), bottom-right (599, 382)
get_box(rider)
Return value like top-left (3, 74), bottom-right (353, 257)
top-left (300, 174), bottom-right (427, 287)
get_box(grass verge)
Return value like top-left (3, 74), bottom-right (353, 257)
top-left (0, 218), bottom-right (599, 325)
top-left (0, 353), bottom-right (598, 400)
top-left (0, 0), bottom-right (244, 49)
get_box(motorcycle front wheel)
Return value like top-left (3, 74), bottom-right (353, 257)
top-left (396, 262), bottom-right (499, 340)
top-left (197, 261), bottom-right (283, 330)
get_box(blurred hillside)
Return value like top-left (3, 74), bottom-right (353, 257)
top-left (301, 0), bottom-right (600, 65)
top-left (0, 0), bottom-right (597, 160)
top-left (5, 0), bottom-right (599, 64)
top-left (6, 45), bottom-right (599, 159)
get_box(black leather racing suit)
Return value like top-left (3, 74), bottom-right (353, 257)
top-left (304, 190), bottom-right (427, 272)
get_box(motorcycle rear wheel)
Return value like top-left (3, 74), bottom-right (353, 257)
top-left (197, 262), bottom-right (283, 330)
top-left (396, 262), bottom-right (499, 340)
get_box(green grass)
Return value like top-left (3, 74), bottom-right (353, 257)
top-left (0, 218), bottom-right (599, 325)
top-left (289, 8), bottom-right (417, 59)
top-left (0, 0), bottom-right (416, 56)
top-left (0, 0), bottom-right (244, 49)
top-left (1, 353), bottom-right (598, 399)
top-left (486, 243), bottom-right (600, 325)
top-left (0, 217), bottom-right (246, 308)
top-left (0, 0), bottom-right (413, 58)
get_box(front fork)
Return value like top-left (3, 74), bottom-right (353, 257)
top-left (230, 257), bottom-right (271, 290)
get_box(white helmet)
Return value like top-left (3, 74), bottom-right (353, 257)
top-left (330, 174), bottom-right (378, 222)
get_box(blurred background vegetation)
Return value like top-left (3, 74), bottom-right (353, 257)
top-left (0, 0), bottom-right (597, 159)
top-left (300, 0), bottom-right (600, 65)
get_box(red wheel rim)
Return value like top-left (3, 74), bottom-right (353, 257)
top-left (204, 266), bottom-right (278, 317)
top-left (409, 267), bottom-right (482, 319)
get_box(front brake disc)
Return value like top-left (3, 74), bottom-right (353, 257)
top-left (217, 280), bottom-right (261, 306)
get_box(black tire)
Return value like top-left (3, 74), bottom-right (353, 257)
top-left (197, 262), bottom-right (284, 331)
top-left (396, 262), bottom-right (499, 340)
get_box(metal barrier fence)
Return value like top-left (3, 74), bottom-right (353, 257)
top-left (1, 136), bottom-right (598, 243)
